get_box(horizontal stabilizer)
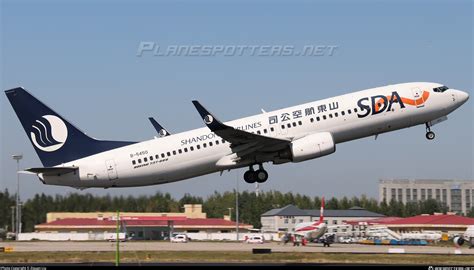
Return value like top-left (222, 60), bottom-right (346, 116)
top-left (26, 167), bottom-right (78, 176)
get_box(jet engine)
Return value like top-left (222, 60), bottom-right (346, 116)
top-left (453, 236), bottom-right (465, 247)
top-left (278, 132), bottom-right (335, 163)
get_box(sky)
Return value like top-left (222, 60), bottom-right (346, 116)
top-left (1, 0), bottom-right (472, 201)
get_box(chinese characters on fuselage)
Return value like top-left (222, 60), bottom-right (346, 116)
top-left (268, 101), bottom-right (339, 124)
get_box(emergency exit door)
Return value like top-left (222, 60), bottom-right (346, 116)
top-left (106, 159), bottom-right (118, 180)
top-left (411, 87), bottom-right (425, 108)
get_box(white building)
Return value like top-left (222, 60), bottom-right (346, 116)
top-left (379, 179), bottom-right (474, 215)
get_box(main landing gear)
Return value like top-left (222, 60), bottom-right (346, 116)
top-left (243, 164), bottom-right (268, 184)
top-left (425, 123), bottom-right (435, 140)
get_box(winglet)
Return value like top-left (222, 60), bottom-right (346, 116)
top-left (148, 117), bottom-right (171, 137)
top-left (192, 100), bottom-right (226, 131)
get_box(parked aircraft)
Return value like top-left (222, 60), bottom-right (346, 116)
top-left (294, 197), bottom-right (327, 241)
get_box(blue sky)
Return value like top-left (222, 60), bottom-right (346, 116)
top-left (1, 0), bottom-right (472, 200)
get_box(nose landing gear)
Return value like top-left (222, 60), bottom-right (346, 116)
top-left (425, 123), bottom-right (435, 140)
top-left (243, 164), bottom-right (268, 183)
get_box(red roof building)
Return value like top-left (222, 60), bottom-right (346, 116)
top-left (35, 216), bottom-right (253, 240)
top-left (35, 205), bottom-right (253, 240)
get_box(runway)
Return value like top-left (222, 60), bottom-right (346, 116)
top-left (3, 241), bottom-right (473, 255)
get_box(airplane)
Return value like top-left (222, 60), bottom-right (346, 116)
top-left (4, 82), bottom-right (469, 188)
top-left (293, 197), bottom-right (328, 241)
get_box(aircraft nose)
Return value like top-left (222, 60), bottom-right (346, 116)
top-left (457, 90), bottom-right (469, 104)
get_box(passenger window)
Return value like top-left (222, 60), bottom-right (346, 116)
top-left (132, 160), bottom-right (136, 165)
top-left (197, 145), bottom-right (201, 150)
top-left (167, 152), bottom-right (171, 157)
top-left (161, 153), bottom-right (165, 158)
top-left (264, 129), bottom-right (267, 133)
top-left (203, 143), bottom-right (207, 148)
top-left (221, 139), bottom-right (225, 143)
top-left (257, 130), bottom-right (261, 135)
top-left (270, 127), bottom-right (275, 132)
top-left (138, 159), bottom-right (142, 164)
top-left (298, 121), bottom-right (302, 125)
top-left (323, 115), bottom-right (327, 120)
top-left (281, 125), bottom-right (285, 129)
top-left (150, 156), bottom-right (153, 161)
top-left (172, 150), bottom-right (176, 155)
top-left (216, 140), bottom-right (219, 145)
top-left (144, 157), bottom-right (148, 162)
top-left (348, 109), bottom-right (352, 114)
top-left (310, 118), bottom-right (314, 123)
top-left (287, 123), bottom-right (291, 128)
top-left (292, 122), bottom-right (297, 127)
top-left (178, 149), bottom-right (182, 154)
top-left (329, 114), bottom-right (333, 118)
top-left (155, 155), bottom-right (159, 159)
top-left (335, 113), bottom-right (338, 117)
top-left (354, 108), bottom-right (358, 113)
top-left (316, 116), bottom-right (320, 121)
top-left (184, 148), bottom-right (188, 153)
top-left (209, 142), bottom-right (213, 146)
top-left (341, 111), bottom-right (345, 116)
top-left (190, 146), bottom-right (194, 151)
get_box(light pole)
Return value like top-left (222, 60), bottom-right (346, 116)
top-left (12, 154), bottom-right (22, 240)
top-left (235, 172), bottom-right (239, 241)
top-left (10, 206), bottom-right (15, 234)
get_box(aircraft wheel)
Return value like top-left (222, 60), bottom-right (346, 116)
top-left (426, 131), bottom-right (435, 140)
top-left (255, 169), bottom-right (268, 183)
top-left (244, 170), bottom-right (256, 183)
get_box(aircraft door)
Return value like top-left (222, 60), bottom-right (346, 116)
top-left (411, 88), bottom-right (425, 108)
top-left (105, 159), bottom-right (118, 180)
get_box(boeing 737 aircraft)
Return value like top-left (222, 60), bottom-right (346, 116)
top-left (4, 82), bottom-right (469, 189)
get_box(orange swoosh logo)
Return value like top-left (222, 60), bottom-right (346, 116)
top-left (375, 91), bottom-right (430, 112)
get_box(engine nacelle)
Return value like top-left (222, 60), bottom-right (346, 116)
top-left (453, 236), bottom-right (465, 247)
top-left (289, 132), bottom-right (335, 163)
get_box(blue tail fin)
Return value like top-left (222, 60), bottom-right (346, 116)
top-left (5, 87), bottom-right (136, 167)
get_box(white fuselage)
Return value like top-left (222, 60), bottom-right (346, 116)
top-left (40, 82), bottom-right (468, 188)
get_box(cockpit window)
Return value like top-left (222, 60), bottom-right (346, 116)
top-left (433, 86), bottom-right (449, 93)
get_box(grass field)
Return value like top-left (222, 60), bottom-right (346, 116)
top-left (1, 251), bottom-right (473, 265)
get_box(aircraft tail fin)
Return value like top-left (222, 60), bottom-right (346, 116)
top-left (5, 87), bottom-right (136, 167)
top-left (319, 196), bottom-right (325, 223)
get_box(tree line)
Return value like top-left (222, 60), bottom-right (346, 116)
top-left (1, 189), bottom-right (472, 232)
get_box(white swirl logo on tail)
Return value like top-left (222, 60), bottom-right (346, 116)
top-left (204, 115), bottom-right (214, 124)
top-left (159, 129), bottom-right (168, 137)
top-left (30, 115), bottom-right (68, 152)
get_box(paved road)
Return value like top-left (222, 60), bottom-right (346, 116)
top-left (2, 241), bottom-right (473, 255)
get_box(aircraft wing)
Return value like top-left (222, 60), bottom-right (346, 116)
top-left (192, 101), bottom-right (290, 157)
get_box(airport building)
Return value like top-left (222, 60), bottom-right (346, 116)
top-left (378, 179), bottom-right (474, 215)
top-left (23, 204), bottom-right (253, 241)
top-left (261, 204), bottom-right (385, 235)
